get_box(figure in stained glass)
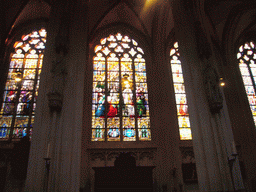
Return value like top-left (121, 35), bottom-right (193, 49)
top-left (92, 33), bottom-right (151, 141)
top-left (179, 96), bottom-right (187, 115)
top-left (108, 127), bottom-right (120, 138)
top-left (23, 128), bottom-right (27, 137)
top-left (170, 42), bottom-right (192, 140)
top-left (95, 95), bottom-right (105, 117)
top-left (107, 100), bottom-right (118, 117)
top-left (95, 125), bottom-right (102, 139)
top-left (0, 126), bottom-right (7, 138)
top-left (122, 73), bottom-right (133, 105)
top-left (141, 125), bottom-right (148, 138)
top-left (0, 28), bottom-right (46, 139)
top-left (136, 95), bottom-right (146, 117)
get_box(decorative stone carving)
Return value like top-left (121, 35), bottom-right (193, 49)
top-left (90, 152), bottom-right (106, 162)
top-left (204, 65), bottom-right (223, 113)
top-left (139, 151), bottom-right (154, 160)
top-left (180, 147), bottom-right (195, 164)
top-left (107, 152), bottom-right (119, 161)
top-left (47, 4), bottom-right (71, 114)
top-left (47, 92), bottom-right (63, 112)
top-left (88, 148), bottom-right (157, 167)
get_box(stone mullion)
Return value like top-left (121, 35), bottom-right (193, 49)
top-left (132, 55), bottom-right (138, 141)
top-left (246, 48), bottom-right (256, 96)
top-left (104, 56), bottom-right (108, 141)
top-left (118, 50), bottom-right (123, 141)
top-left (27, 53), bottom-right (41, 136)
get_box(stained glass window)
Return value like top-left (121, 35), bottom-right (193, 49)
top-left (0, 28), bottom-right (47, 139)
top-left (237, 41), bottom-right (256, 125)
top-left (92, 33), bottom-right (151, 141)
top-left (170, 42), bottom-right (192, 140)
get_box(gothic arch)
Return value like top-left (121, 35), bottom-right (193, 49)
top-left (222, 3), bottom-right (256, 65)
top-left (89, 1), bottom-right (150, 39)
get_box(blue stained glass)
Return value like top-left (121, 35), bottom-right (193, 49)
top-left (95, 96), bottom-right (106, 117)
top-left (0, 128), bottom-right (8, 138)
top-left (92, 33), bottom-right (151, 141)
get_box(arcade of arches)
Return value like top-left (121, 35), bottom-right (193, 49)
top-left (0, 0), bottom-right (256, 192)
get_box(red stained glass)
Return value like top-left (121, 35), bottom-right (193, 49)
top-left (170, 42), bottom-right (192, 140)
top-left (92, 33), bottom-right (151, 141)
top-left (0, 29), bottom-right (47, 140)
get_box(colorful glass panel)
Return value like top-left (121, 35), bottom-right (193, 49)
top-left (0, 28), bottom-right (46, 139)
top-left (92, 33), bottom-right (151, 141)
top-left (170, 42), bottom-right (192, 140)
top-left (238, 41), bottom-right (256, 125)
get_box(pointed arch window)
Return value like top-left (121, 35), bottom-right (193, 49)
top-left (237, 41), bottom-right (256, 125)
top-left (170, 42), bottom-right (192, 140)
top-left (0, 28), bottom-right (47, 139)
top-left (92, 33), bottom-right (151, 141)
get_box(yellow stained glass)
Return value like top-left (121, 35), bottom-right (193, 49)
top-left (179, 128), bottom-right (192, 140)
top-left (0, 28), bottom-right (46, 140)
top-left (170, 42), bottom-right (192, 140)
top-left (92, 33), bottom-right (150, 141)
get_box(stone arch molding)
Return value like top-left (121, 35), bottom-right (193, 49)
top-left (90, 0), bottom-right (150, 39)
top-left (222, 4), bottom-right (256, 67)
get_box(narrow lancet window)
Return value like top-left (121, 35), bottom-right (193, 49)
top-left (170, 42), bottom-right (192, 140)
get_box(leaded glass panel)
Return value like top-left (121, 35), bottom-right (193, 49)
top-left (238, 41), bottom-right (256, 125)
top-left (170, 42), bottom-right (192, 140)
top-left (0, 28), bottom-right (47, 140)
top-left (92, 33), bottom-right (151, 141)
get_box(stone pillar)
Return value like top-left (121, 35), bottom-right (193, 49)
top-left (150, 1), bottom-right (184, 191)
top-left (25, 0), bottom-right (87, 191)
top-left (172, 0), bottom-right (244, 191)
top-left (24, 0), bottom-right (65, 190)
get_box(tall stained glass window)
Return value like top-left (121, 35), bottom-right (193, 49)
top-left (237, 41), bottom-right (256, 125)
top-left (170, 42), bottom-right (192, 140)
top-left (0, 28), bottom-right (47, 139)
top-left (91, 33), bottom-right (151, 141)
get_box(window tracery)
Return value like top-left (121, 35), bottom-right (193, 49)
top-left (0, 28), bottom-right (47, 139)
top-left (92, 33), bottom-right (151, 141)
top-left (237, 41), bottom-right (256, 125)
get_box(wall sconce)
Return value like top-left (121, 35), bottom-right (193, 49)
top-left (219, 77), bottom-right (225, 87)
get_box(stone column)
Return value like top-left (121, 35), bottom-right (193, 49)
top-left (24, 0), bottom-right (66, 191)
top-left (47, 0), bottom-right (87, 191)
top-left (172, 0), bottom-right (244, 191)
top-left (25, 0), bottom-right (87, 191)
top-left (150, 1), bottom-right (184, 191)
